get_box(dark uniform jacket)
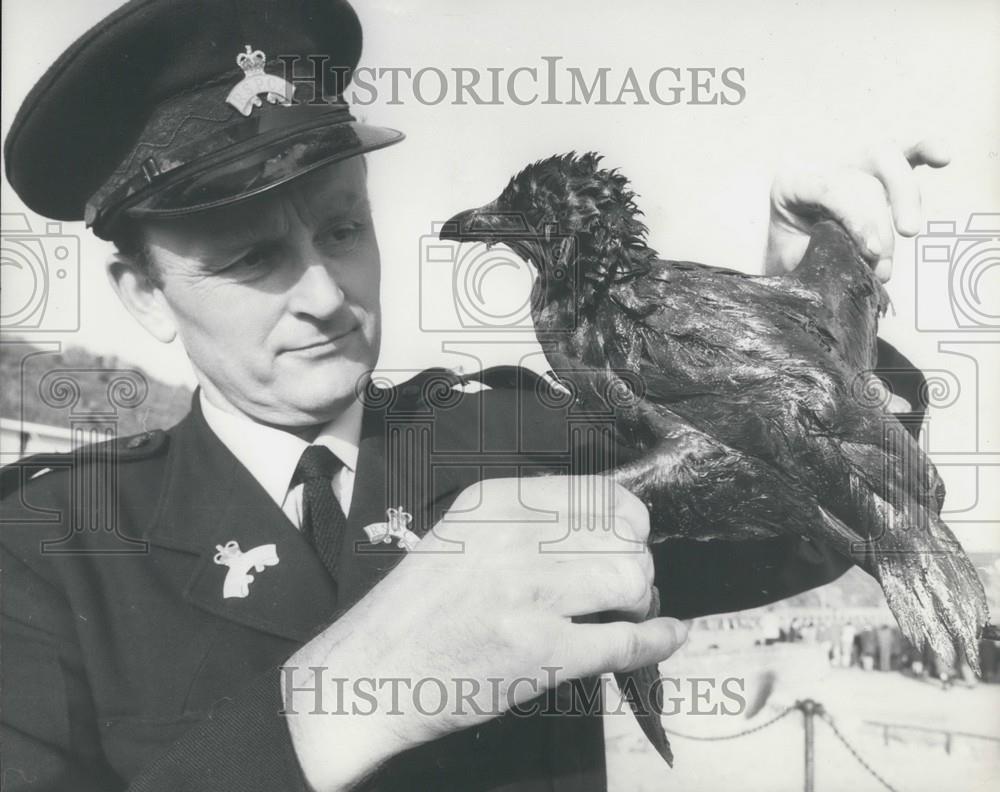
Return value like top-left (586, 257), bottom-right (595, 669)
top-left (1, 349), bottom-right (926, 791)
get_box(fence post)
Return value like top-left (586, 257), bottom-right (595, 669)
top-left (797, 699), bottom-right (823, 792)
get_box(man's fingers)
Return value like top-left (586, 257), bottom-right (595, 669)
top-left (555, 477), bottom-right (649, 544)
top-left (544, 555), bottom-right (654, 618)
top-left (768, 138), bottom-right (950, 282)
top-left (612, 482), bottom-right (651, 543)
top-left (569, 617), bottom-right (689, 676)
top-left (873, 257), bottom-right (893, 284)
top-left (797, 168), bottom-right (896, 277)
top-left (861, 139), bottom-right (950, 239)
top-left (903, 138), bottom-right (951, 170)
top-left (862, 144), bottom-right (924, 238)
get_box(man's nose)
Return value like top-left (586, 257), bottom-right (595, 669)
top-left (288, 254), bottom-right (346, 319)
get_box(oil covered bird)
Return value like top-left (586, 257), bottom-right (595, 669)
top-left (440, 152), bottom-right (993, 765)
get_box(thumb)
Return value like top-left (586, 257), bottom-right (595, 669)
top-left (569, 617), bottom-right (689, 677)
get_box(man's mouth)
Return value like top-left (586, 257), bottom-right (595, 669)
top-left (286, 325), bottom-right (360, 355)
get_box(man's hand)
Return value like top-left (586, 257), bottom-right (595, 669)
top-left (282, 476), bottom-right (687, 791)
top-left (764, 139), bottom-right (950, 281)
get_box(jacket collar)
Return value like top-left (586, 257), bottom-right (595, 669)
top-left (145, 382), bottom-right (484, 641)
top-left (198, 389), bottom-right (362, 510)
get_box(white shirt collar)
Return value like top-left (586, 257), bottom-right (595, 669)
top-left (199, 390), bottom-right (362, 509)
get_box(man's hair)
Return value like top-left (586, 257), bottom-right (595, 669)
top-left (111, 220), bottom-right (160, 285)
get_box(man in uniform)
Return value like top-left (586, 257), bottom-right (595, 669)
top-left (1, 0), bottom-right (941, 789)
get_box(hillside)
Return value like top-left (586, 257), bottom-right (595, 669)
top-left (1, 341), bottom-right (192, 436)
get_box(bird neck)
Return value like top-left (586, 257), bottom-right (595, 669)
top-left (531, 245), bottom-right (652, 373)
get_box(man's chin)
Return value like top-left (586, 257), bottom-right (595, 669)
top-left (269, 357), bottom-right (374, 421)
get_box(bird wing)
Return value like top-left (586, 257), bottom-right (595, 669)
top-left (598, 238), bottom-right (987, 668)
top-left (786, 220), bottom-right (890, 372)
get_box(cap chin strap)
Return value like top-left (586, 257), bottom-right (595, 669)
top-left (85, 102), bottom-right (353, 234)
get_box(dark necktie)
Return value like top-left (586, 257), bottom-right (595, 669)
top-left (292, 445), bottom-right (348, 582)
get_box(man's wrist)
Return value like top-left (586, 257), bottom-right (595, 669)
top-left (281, 663), bottom-right (410, 791)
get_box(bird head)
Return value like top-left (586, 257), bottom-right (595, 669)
top-left (440, 152), bottom-right (654, 309)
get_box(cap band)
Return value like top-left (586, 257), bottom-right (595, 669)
top-left (126, 117), bottom-right (400, 218)
top-left (86, 100), bottom-right (355, 229)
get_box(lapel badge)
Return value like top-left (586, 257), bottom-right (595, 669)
top-left (226, 45), bottom-right (296, 116)
top-left (213, 540), bottom-right (280, 599)
top-left (363, 507), bottom-right (420, 552)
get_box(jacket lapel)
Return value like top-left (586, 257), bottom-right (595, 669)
top-left (146, 382), bottom-right (501, 639)
top-left (147, 397), bottom-right (338, 643)
top-left (336, 397), bottom-right (412, 611)
top-left (336, 383), bottom-right (477, 611)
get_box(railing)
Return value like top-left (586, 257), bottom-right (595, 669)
top-left (864, 719), bottom-right (1000, 756)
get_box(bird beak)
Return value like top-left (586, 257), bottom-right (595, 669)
top-left (439, 200), bottom-right (527, 247)
top-left (439, 207), bottom-right (483, 243)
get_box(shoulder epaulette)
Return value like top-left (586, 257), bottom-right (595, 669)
top-left (0, 429), bottom-right (169, 500)
top-left (392, 367), bottom-right (468, 401)
top-left (113, 428), bottom-right (170, 459)
top-left (361, 367), bottom-right (557, 416)
top-left (465, 365), bottom-right (547, 391)
top-left (386, 365), bottom-right (550, 401)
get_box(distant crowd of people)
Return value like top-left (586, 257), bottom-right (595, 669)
top-left (750, 612), bottom-right (1000, 687)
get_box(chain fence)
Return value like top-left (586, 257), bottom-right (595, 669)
top-left (662, 703), bottom-right (798, 741)
top-left (662, 698), bottom-right (901, 792)
top-left (818, 708), bottom-right (899, 792)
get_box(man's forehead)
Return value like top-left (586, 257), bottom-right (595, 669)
top-left (144, 159), bottom-right (370, 251)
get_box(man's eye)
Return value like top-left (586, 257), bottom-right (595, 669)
top-left (318, 221), bottom-right (363, 253)
top-left (224, 246), bottom-right (276, 273)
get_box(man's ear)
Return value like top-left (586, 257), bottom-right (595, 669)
top-left (106, 256), bottom-right (178, 344)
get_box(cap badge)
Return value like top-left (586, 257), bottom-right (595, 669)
top-left (213, 539), bottom-right (280, 598)
top-left (363, 507), bottom-right (420, 552)
top-left (226, 45), bottom-right (296, 117)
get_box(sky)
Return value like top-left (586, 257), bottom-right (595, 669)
top-left (2, 0), bottom-right (998, 549)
